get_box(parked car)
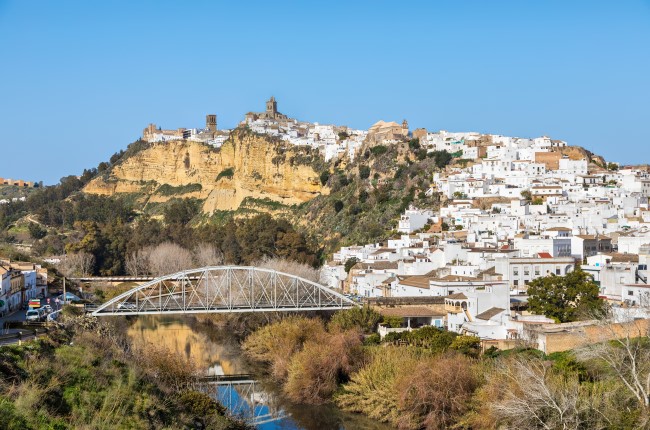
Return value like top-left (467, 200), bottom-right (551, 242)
top-left (26, 309), bottom-right (41, 322)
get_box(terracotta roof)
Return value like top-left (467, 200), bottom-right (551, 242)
top-left (398, 276), bottom-right (433, 289)
top-left (447, 292), bottom-right (468, 300)
top-left (537, 252), bottom-right (553, 258)
top-left (353, 261), bottom-right (399, 271)
top-left (378, 306), bottom-right (445, 318)
top-left (437, 275), bottom-right (478, 282)
top-left (369, 248), bottom-right (396, 255)
top-left (475, 307), bottom-right (506, 321)
top-left (575, 235), bottom-right (611, 240)
top-left (610, 253), bottom-right (640, 263)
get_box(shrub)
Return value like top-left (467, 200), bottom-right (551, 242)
top-left (396, 353), bottom-right (479, 429)
top-left (28, 222), bottom-right (47, 239)
top-left (284, 330), bottom-right (364, 404)
top-left (243, 316), bottom-right (325, 381)
top-left (156, 183), bottom-right (202, 196)
top-left (336, 347), bottom-right (415, 423)
top-left (334, 200), bottom-right (344, 213)
top-left (319, 170), bottom-right (330, 185)
top-left (370, 145), bottom-right (388, 156)
top-left (359, 165), bottom-right (371, 179)
top-left (329, 306), bottom-right (382, 333)
top-left (216, 167), bottom-right (234, 181)
top-left (450, 335), bottom-right (481, 357)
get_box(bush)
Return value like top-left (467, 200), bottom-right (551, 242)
top-left (329, 306), bottom-right (382, 334)
top-left (284, 330), bottom-right (364, 404)
top-left (216, 167), bottom-right (234, 181)
top-left (319, 170), bottom-right (330, 185)
top-left (396, 353), bottom-right (479, 429)
top-left (243, 316), bottom-right (325, 381)
top-left (450, 335), bottom-right (481, 357)
top-left (381, 316), bottom-right (403, 328)
top-left (359, 165), bottom-right (371, 179)
top-left (156, 183), bottom-right (202, 196)
top-left (334, 200), bottom-right (344, 213)
top-left (28, 222), bottom-right (47, 239)
top-left (370, 145), bottom-right (388, 156)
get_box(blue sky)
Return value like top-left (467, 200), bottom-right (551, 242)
top-left (1, 0), bottom-right (649, 184)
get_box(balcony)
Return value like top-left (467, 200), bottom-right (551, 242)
top-left (445, 303), bottom-right (463, 313)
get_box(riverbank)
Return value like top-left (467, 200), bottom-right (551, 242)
top-left (241, 308), bottom-right (650, 430)
top-left (0, 309), bottom-right (250, 430)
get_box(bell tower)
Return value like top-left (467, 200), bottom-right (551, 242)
top-left (266, 96), bottom-right (277, 117)
top-left (206, 114), bottom-right (217, 132)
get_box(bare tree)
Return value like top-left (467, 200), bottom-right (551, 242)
top-left (146, 242), bottom-right (194, 276)
top-left (486, 356), bottom-right (612, 430)
top-left (256, 256), bottom-right (321, 283)
top-left (192, 243), bottom-right (224, 267)
top-left (125, 249), bottom-right (150, 276)
top-left (576, 315), bottom-right (650, 412)
top-left (58, 252), bottom-right (96, 277)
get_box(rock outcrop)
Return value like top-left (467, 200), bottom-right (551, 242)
top-left (84, 130), bottom-right (325, 213)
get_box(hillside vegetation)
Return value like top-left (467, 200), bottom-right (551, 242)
top-left (0, 129), bottom-right (457, 274)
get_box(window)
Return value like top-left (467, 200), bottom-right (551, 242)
top-left (513, 269), bottom-right (519, 276)
top-left (628, 290), bottom-right (634, 296)
top-left (556, 268), bottom-right (561, 275)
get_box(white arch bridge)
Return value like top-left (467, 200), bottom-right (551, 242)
top-left (91, 266), bottom-right (358, 316)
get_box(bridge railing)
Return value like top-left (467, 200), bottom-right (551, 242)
top-left (92, 266), bottom-right (358, 316)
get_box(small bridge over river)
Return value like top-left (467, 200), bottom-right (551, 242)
top-left (200, 374), bottom-right (288, 426)
top-left (92, 266), bottom-right (357, 316)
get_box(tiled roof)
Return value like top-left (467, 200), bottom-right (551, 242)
top-left (398, 276), bottom-right (433, 289)
top-left (378, 306), bottom-right (445, 318)
top-left (475, 307), bottom-right (506, 321)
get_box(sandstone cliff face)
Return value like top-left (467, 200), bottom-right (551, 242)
top-left (83, 132), bottom-right (325, 213)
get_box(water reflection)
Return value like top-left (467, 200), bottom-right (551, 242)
top-left (127, 316), bottom-right (394, 430)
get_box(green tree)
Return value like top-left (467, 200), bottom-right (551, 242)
top-left (344, 257), bottom-right (359, 273)
top-left (334, 200), bottom-right (344, 213)
top-left (319, 170), bottom-right (330, 185)
top-left (359, 165), bottom-right (371, 179)
top-left (527, 268), bottom-right (604, 322)
top-left (520, 189), bottom-right (532, 202)
top-left (430, 150), bottom-right (452, 168)
top-left (28, 222), bottom-right (47, 239)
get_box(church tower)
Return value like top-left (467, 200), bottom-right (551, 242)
top-left (206, 114), bottom-right (217, 132)
top-left (266, 96), bottom-right (278, 117)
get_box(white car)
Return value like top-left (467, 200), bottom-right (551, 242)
top-left (117, 302), bottom-right (137, 310)
top-left (42, 305), bottom-right (53, 314)
top-left (26, 309), bottom-right (41, 322)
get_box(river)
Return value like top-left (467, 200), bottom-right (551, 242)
top-left (127, 316), bottom-right (394, 430)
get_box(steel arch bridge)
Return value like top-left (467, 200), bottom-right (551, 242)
top-left (91, 266), bottom-right (358, 316)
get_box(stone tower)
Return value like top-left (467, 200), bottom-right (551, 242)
top-left (402, 119), bottom-right (409, 131)
top-left (266, 96), bottom-right (277, 117)
top-left (206, 114), bottom-right (217, 132)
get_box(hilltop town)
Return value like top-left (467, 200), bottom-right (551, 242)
top-left (6, 97), bottom-right (650, 354)
top-left (139, 97), bottom-right (650, 353)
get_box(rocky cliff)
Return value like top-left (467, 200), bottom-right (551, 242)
top-left (83, 129), bottom-right (326, 213)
